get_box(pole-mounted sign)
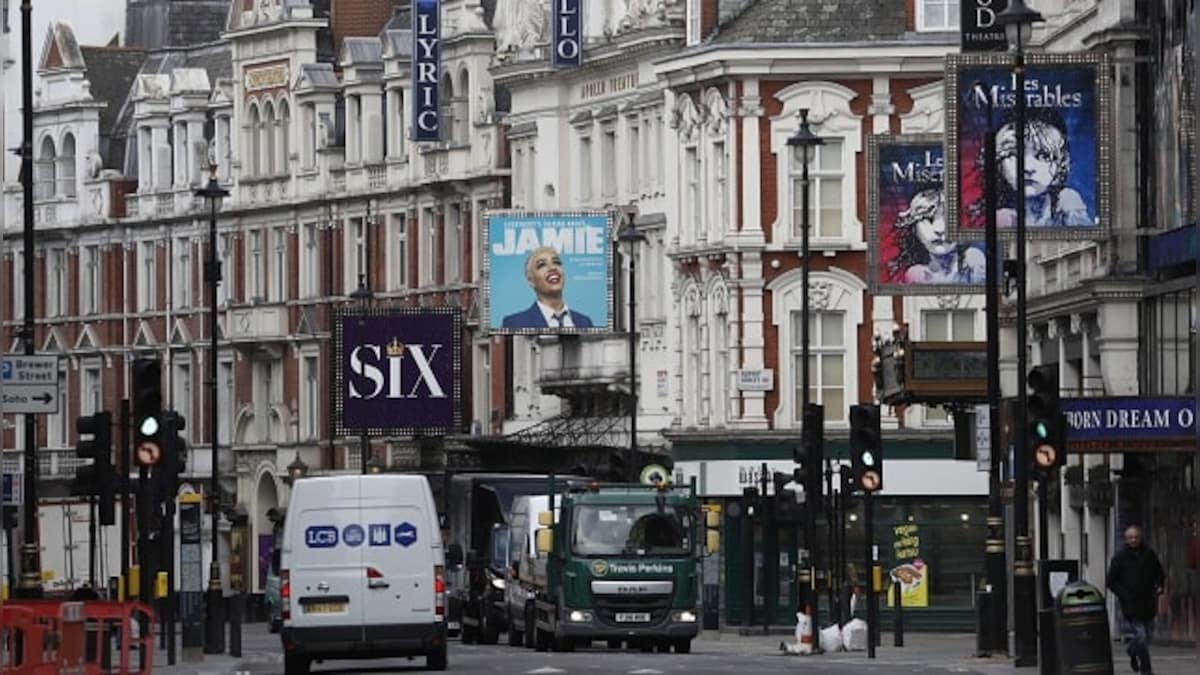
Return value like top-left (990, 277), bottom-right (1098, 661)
top-left (411, 0), bottom-right (442, 142)
top-left (552, 0), bottom-right (583, 67)
top-left (961, 0), bottom-right (1009, 52)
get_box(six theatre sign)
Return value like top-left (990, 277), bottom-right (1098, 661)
top-left (334, 308), bottom-right (462, 435)
top-left (412, 0), bottom-right (441, 142)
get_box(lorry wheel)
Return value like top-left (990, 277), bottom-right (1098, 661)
top-left (461, 623), bottom-right (478, 645)
top-left (534, 626), bottom-right (551, 652)
top-left (607, 639), bottom-right (622, 649)
top-left (507, 610), bottom-right (524, 646)
top-left (655, 641), bottom-right (670, 653)
top-left (426, 643), bottom-right (448, 671)
top-left (674, 639), bottom-right (692, 654)
top-left (284, 654), bottom-right (310, 675)
top-left (524, 605), bottom-right (537, 648)
top-left (552, 634), bottom-right (575, 652)
top-left (480, 609), bottom-right (500, 645)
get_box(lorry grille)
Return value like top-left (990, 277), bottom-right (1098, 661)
top-left (592, 594), bottom-right (672, 627)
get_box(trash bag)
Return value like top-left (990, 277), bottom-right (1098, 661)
top-left (819, 623), bottom-right (843, 653)
top-left (842, 618), bottom-right (869, 652)
top-left (780, 612), bottom-right (814, 655)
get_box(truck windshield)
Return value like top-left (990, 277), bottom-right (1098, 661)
top-left (572, 505), bottom-right (691, 557)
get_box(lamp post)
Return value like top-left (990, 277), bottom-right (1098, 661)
top-left (285, 452), bottom-right (309, 487)
top-left (996, 1), bottom-right (1044, 668)
top-left (786, 109), bottom-right (823, 641)
top-left (616, 208), bottom-right (645, 482)
top-left (350, 277), bottom-right (374, 474)
top-left (195, 164), bottom-right (229, 654)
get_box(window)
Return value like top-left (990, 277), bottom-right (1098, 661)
top-left (248, 104), bottom-right (261, 176)
top-left (711, 141), bottom-right (727, 241)
top-left (174, 237), bottom-right (192, 308)
top-left (35, 136), bottom-right (56, 200)
top-left (47, 248), bottom-right (67, 317)
top-left (445, 204), bottom-right (461, 283)
top-left (49, 371), bottom-right (68, 447)
top-left (917, 0), bottom-right (960, 32)
top-left (628, 122), bottom-right (641, 192)
top-left (390, 213), bottom-right (408, 290)
top-left (80, 245), bottom-right (100, 315)
top-left (82, 367), bottom-right (101, 416)
top-left (138, 242), bottom-right (156, 311)
top-left (420, 208), bottom-right (436, 286)
top-left (256, 358), bottom-right (282, 443)
top-left (59, 133), bottom-right (76, 197)
top-left (791, 140), bottom-right (844, 238)
top-left (524, 144), bottom-right (536, 207)
top-left (302, 222), bottom-right (320, 297)
top-left (579, 134), bottom-right (593, 201)
top-left (278, 100), bottom-right (291, 173)
top-left (272, 226), bottom-right (287, 302)
top-left (922, 309), bottom-right (976, 422)
top-left (684, 147), bottom-right (699, 242)
top-left (264, 101), bottom-right (277, 174)
top-left (792, 311), bottom-right (846, 422)
top-left (303, 102), bottom-right (318, 169)
top-left (301, 354), bottom-right (319, 440)
top-left (249, 230), bottom-right (265, 301)
top-left (440, 75), bottom-right (455, 144)
top-left (12, 253), bottom-right (22, 319)
top-left (174, 362), bottom-right (192, 440)
top-left (218, 233), bottom-right (232, 306)
top-left (686, 0), bottom-right (701, 45)
top-left (349, 217), bottom-right (366, 290)
top-left (389, 89), bottom-right (406, 158)
top-left (601, 127), bottom-right (616, 199)
top-left (219, 361), bottom-right (234, 445)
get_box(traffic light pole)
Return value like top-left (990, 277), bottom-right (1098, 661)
top-left (120, 399), bottom-right (131, 599)
top-left (864, 489), bottom-right (876, 659)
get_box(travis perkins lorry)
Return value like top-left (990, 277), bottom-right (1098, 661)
top-left (522, 480), bottom-right (718, 653)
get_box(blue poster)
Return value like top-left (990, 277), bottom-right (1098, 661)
top-left (485, 211), bottom-right (612, 334)
top-left (552, 0), bottom-right (583, 67)
top-left (950, 55), bottom-right (1108, 239)
top-left (411, 0), bottom-right (441, 142)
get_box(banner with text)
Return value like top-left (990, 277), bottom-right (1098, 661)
top-left (411, 0), bottom-right (441, 142)
top-left (334, 308), bottom-right (462, 435)
top-left (946, 53), bottom-right (1112, 241)
top-left (1063, 396), bottom-right (1196, 451)
top-left (867, 133), bottom-right (988, 295)
top-left (888, 523), bottom-right (930, 608)
top-left (961, 0), bottom-right (1009, 52)
top-left (483, 210), bottom-right (613, 335)
top-left (553, 0), bottom-right (583, 67)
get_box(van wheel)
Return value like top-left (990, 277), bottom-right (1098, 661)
top-left (534, 626), bottom-right (551, 652)
top-left (674, 639), bottom-right (692, 654)
top-left (479, 607), bottom-right (500, 645)
top-left (461, 622), bottom-right (478, 645)
top-left (426, 644), bottom-right (448, 671)
top-left (507, 610), bottom-right (524, 646)
top-left (284, 654), bottom-right (310, 675)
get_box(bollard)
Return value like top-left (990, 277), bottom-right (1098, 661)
top-left (229, 594), bottom-right (243, 658)
top-left (893, 579), bottom-right (904, 647)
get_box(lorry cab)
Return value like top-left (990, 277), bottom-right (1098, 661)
top-left (280, 474), bottom-right (447, 674)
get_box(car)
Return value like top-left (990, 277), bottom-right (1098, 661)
top-left (278, 474), bottom-right (449, 674)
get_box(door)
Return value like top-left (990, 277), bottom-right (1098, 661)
top-left (289, 478), bottom-right (365, 633)
top-left (359, 478), bottom-right (435, 628)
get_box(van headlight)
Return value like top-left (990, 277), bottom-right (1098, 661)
top-left (568, 610), bottom-right (593, 623)
top-left (491, 578), bottom-right (506, 590)
top-left (672, 610), bottom-right (697, 623)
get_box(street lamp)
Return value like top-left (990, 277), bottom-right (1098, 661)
top-left (350, 276), bottom-right (374, 475)
top-left (786, 108), bottom-right (823, 640)
top-left (366, 456), bottom-right (386, 474)
top-left (194, 163), bottom-right (229, 654)
top-left (616, 207), bottom-right (645, 482)
top-left (285, 452), bottom-right (309, 486)
top-left (995, 1), bottom-right (1044, 668)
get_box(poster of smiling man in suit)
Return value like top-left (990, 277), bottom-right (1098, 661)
top-left (484, 211), bottom-right (613, 334)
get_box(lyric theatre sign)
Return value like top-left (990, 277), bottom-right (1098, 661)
top-left (412, 0), bottom-right (442, 142)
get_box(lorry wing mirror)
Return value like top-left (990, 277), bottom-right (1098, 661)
top-left (447, 543), bottom-right (464, 567)
top-left (705, 530), bottom-right (720, 556)
top-left (537, 510), bottom-right (554, 527)
top-left (705, 509), bottom-right (720, 529)
top-left (535, 529), bottom-right (553, 554)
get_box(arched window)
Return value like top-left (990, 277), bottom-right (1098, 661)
top-left (277, 99), bottom-right (290, 174)
top-left (440, 73), bottom-right (455, 144)
top-left (455, 68), bottom-right (470, 144)
top-left (248, 103), bottom-right (262, 175)
top-left (680, 284), bottom-right (703, 427)
top-left (263, 100), bottom-right (277, 175)
top-left (708, 284), bottom-right (730, 427)
top-left (58, 133), bottom-right (76, 197)
top-left (36, 136), bottom-right (57, 200)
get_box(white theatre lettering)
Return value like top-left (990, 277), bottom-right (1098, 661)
top-left (413, 3), bottom-right (441, 137)
top-left (1066, 407), bottom-right (1196, 432)
top-left (348, 343), bottom-right (447, 400)
top-left (491, 225), bottom-right (605, 256)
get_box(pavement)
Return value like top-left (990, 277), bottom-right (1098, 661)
top-left (150, 623), bottom-right (1199, 674)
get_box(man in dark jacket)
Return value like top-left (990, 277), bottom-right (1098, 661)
top-left (1107, 525), bottom-right (1166, 674)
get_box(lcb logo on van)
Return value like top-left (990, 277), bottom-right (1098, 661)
top-left (305, 522), bottom-right (419, 549)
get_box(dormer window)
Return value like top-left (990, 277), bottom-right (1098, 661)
top-left (58, 133), bottom-right (76, 197)
top-left (35, 136), bottom-right (56, 200)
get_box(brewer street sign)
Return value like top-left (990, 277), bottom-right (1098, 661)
top-left (0, 355), bottom-right (60, 414)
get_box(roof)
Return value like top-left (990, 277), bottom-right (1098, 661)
top-left (126, 0), bottom-right (229, 49)
top-left (79, 45), bottom-right (147, 170)
top-left (712, 0), bottom-right (907, 44)
top-left (341, 36), bottom-right (383, 67)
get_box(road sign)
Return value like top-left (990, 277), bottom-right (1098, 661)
top-left (2, 472), bottom-right (19, 505)
top-left (0, 355), bottom-right (60, 414)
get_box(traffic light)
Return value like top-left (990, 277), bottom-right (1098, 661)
top-left (1027, 366), bottom-right (1064, 473)
top-left (742, 486), bottom-right (761, 519)
top-left (796, 403), bottom-right (824, 514)
top-left (74, 411), bottom-right (116, 525)
top-left (132, 358), bottom-right (163, 468)
top-left (849, 404), bottom-right (883, 493)
top-left (772, 471), bottom-right (801, 522)
top-left (155, 410), bottom-right (187, 502)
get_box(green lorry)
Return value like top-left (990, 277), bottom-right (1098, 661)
top-left (526, 480), bottom-right (718, 653)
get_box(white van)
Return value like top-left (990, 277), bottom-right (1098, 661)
top-left (504, 494), bottom-right (555, 647)
top-left (279, 474), bottom-right (448, 674)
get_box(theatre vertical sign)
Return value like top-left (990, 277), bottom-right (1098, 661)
top-left (412, 0), bottom-right (441, 142)
top-left (553, 0), bottom-right (583, 67)
top-left (961, 0), bottom-right (1009, 52)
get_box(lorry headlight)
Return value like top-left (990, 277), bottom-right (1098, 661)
top-left (673, 610), bottom-right (697, 623)
top-left (568, 610), bottom-right (593, 623)
top-left (491, 578), bottom-right (506, 590)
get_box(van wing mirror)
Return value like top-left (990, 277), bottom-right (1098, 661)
top-left (705, 530), bottom-right (720, 556)
top-left (447, 543), bottom-right (464, 567)
top-left (535, 528), bottom-right (553, 554)
top-left (537, 510), bottom-right (554, 527)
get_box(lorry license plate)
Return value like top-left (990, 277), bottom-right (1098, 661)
top-left (615, 612), bottom-right (650, 623)
top-left (305, 601), bottom-right (346, 614)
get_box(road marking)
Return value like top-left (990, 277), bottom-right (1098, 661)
top-left (526, 668), bottom-right (567, 675)
top-left (628, 670), bottom-right (665, 675)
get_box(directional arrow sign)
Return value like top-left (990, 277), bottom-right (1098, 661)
top-left (0, 355), bottom-right (60, 414)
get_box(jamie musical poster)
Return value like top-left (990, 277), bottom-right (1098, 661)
top-left (946, 53), bottom-right (1111, 240)
top-left (868, 134), bottom-right (987, 295)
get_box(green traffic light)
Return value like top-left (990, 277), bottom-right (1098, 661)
top-left (1034, 420), bottom-right (1049, 439)
top-left (139, 416), bottom-right (160, 437)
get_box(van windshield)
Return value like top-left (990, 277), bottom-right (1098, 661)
top-left (571, 505), bottom-right (691, 557)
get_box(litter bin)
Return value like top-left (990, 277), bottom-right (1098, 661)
top-left (1053, 581), bottom-right (1113, 675)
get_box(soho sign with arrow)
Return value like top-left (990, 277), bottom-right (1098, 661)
top-left (0, 355), bottom-right (61, 415)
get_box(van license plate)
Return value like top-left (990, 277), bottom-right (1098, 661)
top-left (305, 602), bottom-right (346, 614)
top-left (615, 612), bottom-right (650, 623)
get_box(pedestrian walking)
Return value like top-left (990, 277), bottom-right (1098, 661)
top-left (1107, 525), bottom-right (1166, 674)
